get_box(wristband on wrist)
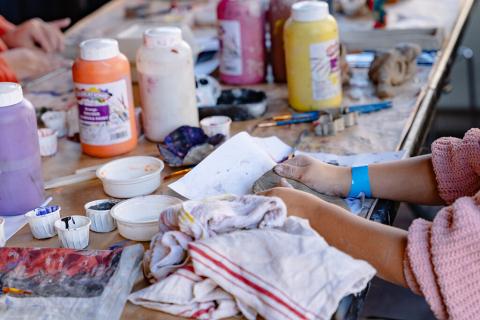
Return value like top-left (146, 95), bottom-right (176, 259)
top-left (348, 166), bottom-right (372, 198)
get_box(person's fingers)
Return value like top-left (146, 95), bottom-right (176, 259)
top-left (279, 178), bottom-right (294, 189)
top-left (49, 18), bottom-right (71, 29)
top-left (282, 155), bottom-right (312, 167)
top-left (274, 162), bottom-right (305, 181)
top-left (47, 25), bottom-right (65, 52)
top-left (31, 24), bottom-right (54, 52)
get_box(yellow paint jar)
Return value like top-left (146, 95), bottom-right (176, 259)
top-left (284, 1), bottom-right (342, 111)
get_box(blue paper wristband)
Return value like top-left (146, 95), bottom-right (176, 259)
top-left (348, 166), bottom-right (372, 198)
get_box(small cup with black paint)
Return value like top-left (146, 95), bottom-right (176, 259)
top-left (25, 205), bottom-right (61, 239)
top-left (54, 215), bottom-right (91, 249)
top-left (84, 199), bottom-right (119, 233)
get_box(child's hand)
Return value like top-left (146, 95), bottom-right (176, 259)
top-left (273, 155), bottom-right (351, 197)
top-left (2, 18), bottom-right (70, 53)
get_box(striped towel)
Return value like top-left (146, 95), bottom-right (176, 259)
top-left (130, 217), bottom-right (376, 320)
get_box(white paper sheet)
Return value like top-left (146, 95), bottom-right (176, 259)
top-left (169, 132), bottom-right (278, 200)
top-left (1, 215), bottom-right (27, 241)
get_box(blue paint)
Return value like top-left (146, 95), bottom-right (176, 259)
top-left (34, 205), bottom-right (60, 217)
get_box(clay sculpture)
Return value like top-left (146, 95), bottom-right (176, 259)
top-left (368, 43), bottom-right (422, 98)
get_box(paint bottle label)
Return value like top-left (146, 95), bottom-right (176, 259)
top-left (75, 79), bottom-right (132, 146)
top-left (309, 39), bottom-right (341, 101)
top-left (219, 20), bottom-right (243, 76)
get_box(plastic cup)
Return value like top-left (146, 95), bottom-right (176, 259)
top-left (54, 215), bottom-right (91, 249)
top-left (85, 199), bottom-right (118, 233)
top-left (25, 205), bottom-right (61, 239)
top-left (200, 116), bottom-right (232, 139)
top-left (38, 128), bottom-right (58, 157)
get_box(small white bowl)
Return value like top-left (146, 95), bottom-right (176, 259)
top-left (96, 156), bottom-right (165, 198)
top-left (38, 128), bottom-right (58, 157)
top-left (110, 195), bottom-right (182, 241)
top-left (85, 199), bottom-right (119, 233)
top-left (54, 215), bottom-right (91, 249)
top-left (200, 116), bottom-right (232, 139)
top-left (0, 218), bottom-right (5, 247)
top-left (25, 205), bottom-right (61, 239)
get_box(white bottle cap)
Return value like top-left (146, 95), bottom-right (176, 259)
top-left (79, 38), bottom-right (120, 61)
top-left (0, 82), bottom-right (23, 107)
top-left (292, 1), bottom-right (329, 22)
top-left (143, 27), bottom-right (182, 48)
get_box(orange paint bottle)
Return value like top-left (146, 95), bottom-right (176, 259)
top-left (72, 38), bottom-right (137, 158)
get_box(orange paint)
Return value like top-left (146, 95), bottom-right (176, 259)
top-left (72, 39), bottom-right (137, 158)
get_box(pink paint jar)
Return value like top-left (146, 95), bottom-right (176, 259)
top-left (217, 0), bottom-right (266, 85)
top-left (0, 83), bottom-right (44, 216)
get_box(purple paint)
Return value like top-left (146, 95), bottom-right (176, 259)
top-left (0, 84), bottom-right (44, 216)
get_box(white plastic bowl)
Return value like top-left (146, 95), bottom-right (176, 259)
top-left (110, 195), bottom-right (182, 241)
top-left (96, 156), bottom-right (164, 198)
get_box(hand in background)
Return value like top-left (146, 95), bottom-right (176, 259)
top-left (273, 155), bottom-right (351, 197)
top-left (1, 48), bottom-right (66, 80)
top-left (1, 18), bottom-right (71, 53)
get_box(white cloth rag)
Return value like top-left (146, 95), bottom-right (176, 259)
top-left (130, 196), bottom-right (376, 320)
top-left (143, 195), bottom-right (288, 281)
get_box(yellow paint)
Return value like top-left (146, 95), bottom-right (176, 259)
top-left (284, 14), bottom-right (342, 111)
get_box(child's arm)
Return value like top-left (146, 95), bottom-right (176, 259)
top-left (274, 154), bottom-right (444, 205)
top-left (262, 187), bottom-right (408, 287)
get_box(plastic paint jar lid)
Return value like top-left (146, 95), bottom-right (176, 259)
top-left (0, 82), bottom-right (23, 107)
top-left (292, 1), bottom-right (329, 22)
top-left (143, 27), bottom-right (182, 48)
top-left (79, 38), bottom-right (120, 61)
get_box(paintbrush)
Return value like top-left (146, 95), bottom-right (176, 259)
top-left (271, 111), bottom-right (321, 121)
top-left (257, 115), bottom-right (319, 128)
top-left (163, 168), bottom-right (192, 180)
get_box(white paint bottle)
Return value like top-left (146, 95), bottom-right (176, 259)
top-left (137, 27), bottom-right (199, 142)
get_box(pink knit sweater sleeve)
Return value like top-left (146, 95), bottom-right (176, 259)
top-left (403, 129), bottom-right (480, 319)
top-left (430, 128), bottom-right (480, 204)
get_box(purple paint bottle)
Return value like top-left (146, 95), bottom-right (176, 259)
top-left (0, 83), bottom-right (44, 216)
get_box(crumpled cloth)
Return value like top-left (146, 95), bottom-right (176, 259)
top-left (143, 195), bottom-right (287, 281)
top-left (129, 196), bottom-right (376, 320)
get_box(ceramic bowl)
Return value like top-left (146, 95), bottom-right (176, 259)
top-left (84, 199), bottom-right (119, 232)
top-left (110, 195), bottom-right (182, 241)
top-left (96, 156), bottom-right (164, 198)
top-left (25, 205), bottom-right (61, 239)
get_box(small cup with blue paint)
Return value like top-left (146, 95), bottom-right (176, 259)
top-left (25, 205), bottom-right (61, 239)
top-left (84, 199), bottom-right (119, 233)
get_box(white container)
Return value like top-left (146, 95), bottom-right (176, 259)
top-left (200, 116), bottom-right (232, 139)
top-left (110, 195), bottom-right (182, 241)
top-left (96, 156), bottom-right (164, 198)
top-left (54, 215), bottom-right (91, 249)
top-left (0, 218), bottom-right (5, 247)
top-left (137, 27), bottom-right (199, 142)
top-left (84, 199), bottom-right (118, 232)
top-left (41, 111), bottom-right (67, 137)
top-left (25, 205), bottom-right (61, 239)
top-left (38, 128), bottom-right (58, 157)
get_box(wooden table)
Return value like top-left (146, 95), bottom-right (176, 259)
top-left (7, 0), bottom-right (476, 319)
